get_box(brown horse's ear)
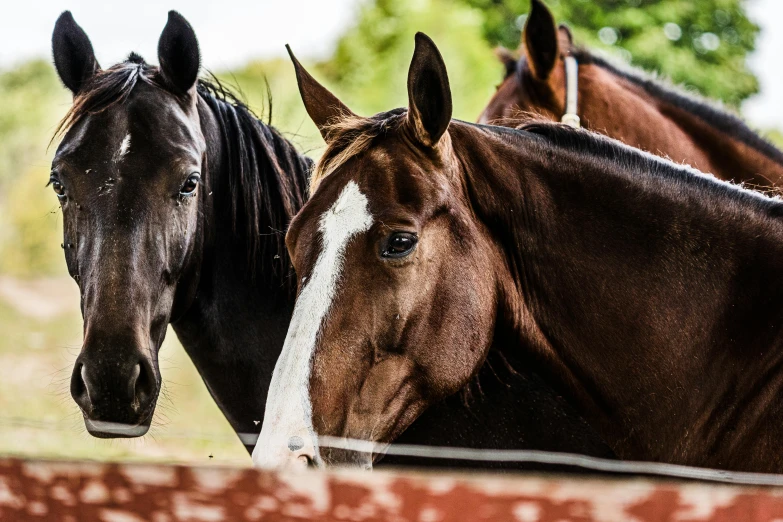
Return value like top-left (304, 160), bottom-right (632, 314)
top-left (52, 11), bottom-right (101, 95)
top-left (286, 45), bottom-right (356, 143)
top-left (558, 24), bottom-right (574, 51)
top-left (522, 0), bottom-right (558, 80)
top-left (407, 33), bottom-right (452, 148)
top-left (495, 47), bottom-right (518, 78)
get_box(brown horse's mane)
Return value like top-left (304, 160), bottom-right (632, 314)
top-left (314, 104), bottom-right (783, 211)
top-left (566, 48), bottom-right (783, 166)
top-left (53, 53), bottom-right (312, 289)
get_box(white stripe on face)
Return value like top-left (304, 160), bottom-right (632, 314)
top-left (116, 133), bottom-right (131, 162)
top-left (253, 181), bottom-right (374, 468)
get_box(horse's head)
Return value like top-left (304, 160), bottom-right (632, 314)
top-left (478, 0), bottom-right (573, 125)
top-left (51, 12), bottom-right (206, 437)
top-left (254, 35), bottom-right (499, 468)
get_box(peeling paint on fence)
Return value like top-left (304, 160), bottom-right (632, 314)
top-left (1, 458), bottom-right (783, 521)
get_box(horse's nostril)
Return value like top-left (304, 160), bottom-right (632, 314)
top-left (299, 454), bottom-right (315, 467)
top-left (133, 361), bottom-right (155, 410)
top-left (70, 362), bottom-right (91, 412)
top-left (128, 363), bottom-right (141, 402)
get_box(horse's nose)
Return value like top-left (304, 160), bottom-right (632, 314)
top-left (252, 431), bottom-right (317, 469)
top-left (287, 436), bottom-right (316, 467)
top-left (71, 355), bottom-right (157, 431)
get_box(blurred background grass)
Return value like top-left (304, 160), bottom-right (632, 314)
top-left (0, 0), bottom-right (779, 465)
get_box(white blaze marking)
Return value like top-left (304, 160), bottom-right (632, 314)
top-left (116, 134), bottom-right (131, 161)
top-left (252, 181), bottom-right (374, 468)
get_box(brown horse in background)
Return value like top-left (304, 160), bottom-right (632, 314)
top-left (480, 0), bottom-right (783, 190)
top-left (255, 33), bottom-right (783, 473)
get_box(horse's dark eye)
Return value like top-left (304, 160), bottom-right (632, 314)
top-left (50, 178), bottom-right (66, 199)
top-left (382, 232), bottom-right (418, 258)
top-left (180, 173), bottom-right (200, 196)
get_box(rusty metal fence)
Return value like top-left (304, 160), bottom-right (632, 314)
top-left (3, 457), bottom-right (783, 521)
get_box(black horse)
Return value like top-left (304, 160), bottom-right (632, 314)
top-left (52, 10), bottom-right (308, 442)
top-left (51, 11), bottom-right (612, 466)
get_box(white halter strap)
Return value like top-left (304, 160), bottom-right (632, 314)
top-left (560, 55), bottom-right (580, 128)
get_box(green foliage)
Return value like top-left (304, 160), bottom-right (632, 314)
top-left (217, 58), bottom-right (325, 157)
top-left (320, 0), bottom-right (499, 121)
top-left (0, 60), bottom-right (68, 189)
top-left (461, 0), bottom-right (759, 107)
top-left (763, 128), bottom-right (783, 150)
top-left (0, 61), bottom-right (70, 277)
top-left (0, 165), bottom-right (66, 276)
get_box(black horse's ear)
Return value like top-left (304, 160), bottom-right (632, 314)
top-left (286, 45), bottom-right (357, 143)
top-left (52, 11), bottom-right (100, 95)
top-left (522, 0), bottom-right (559, 80)
top-left (407, 33), bottom-right (452, 148)
top-left (158, 11), bottom-right (200, 95)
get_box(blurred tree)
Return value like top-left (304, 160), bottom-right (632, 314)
top-left (460, 0), bottom-right (759, 107)
top-left (0, 60), bottom-right (67, 188)
top-left (0, 60), bottom-right (69, 276)
top-left (1, 164), bottom-right (65, 276)
top-left (220, 58), bottom-right (325, 156)
top-left (319, 0), bottom-right (498, 120)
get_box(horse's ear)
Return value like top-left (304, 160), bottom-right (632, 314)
top-left (52, 11), bottom-right (100, 95)
top-left (407, 33), bottom-right (452, 148)
top-left (522, 0), bottom-right (559, 80)
top-left (286, 45), bottom-right (356, 143)
top-left (495, 47), bottom-right (518, 78)
top-left (157, 11), bottom-right (200, 95)
top-left (558, 24), bottom-right (574, 51)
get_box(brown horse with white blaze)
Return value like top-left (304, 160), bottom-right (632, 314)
top-left (480, 0), bottom-right (783, 189)
top-left (255, 33), bottom-right (783, 472)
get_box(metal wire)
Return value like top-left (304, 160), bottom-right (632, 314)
top-left (315, 436), bottom-right (783, 487)
top-left (5, 416), bottom-right (783, 486)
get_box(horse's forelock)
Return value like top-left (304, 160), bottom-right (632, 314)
top-left (311, 110), bottom-right (406, 194)
top-left (52, 60), bottom-right (161, 143)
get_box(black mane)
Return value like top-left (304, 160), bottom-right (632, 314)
top-left (197, 80), bottom-right (311, 290)
top-left (54, 55), bottom-right (312, 293)
top-left (570, 49), bottom-right (783, 166)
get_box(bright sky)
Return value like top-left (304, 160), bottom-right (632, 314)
top-left (743, 0), bottom-right (783, 129)
top-left (0, 0), bottom-right (781, 129)
top-left (0, 0), bottom-right (362, 71)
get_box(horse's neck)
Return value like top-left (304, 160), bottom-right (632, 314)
top-left (579, 64), bottom-right (783, 188)
top-left (464, 127), bottom-right (783, 468)
top-left (172, 253), bottom-right (294, 452)
top-left (385, 325), bottom-right (616, 469)
top-left (170, 98), bottom-right (302, 452)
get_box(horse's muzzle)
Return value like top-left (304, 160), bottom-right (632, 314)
top-left (71, 353), bottom-right (158, 438)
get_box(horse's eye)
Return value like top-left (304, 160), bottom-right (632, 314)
top-left (50, 178), bottom-right (66, 199)
top-left (382, 232), bottom-right (418, 258)
top-left (180, 173), bottom-right (200, 196)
